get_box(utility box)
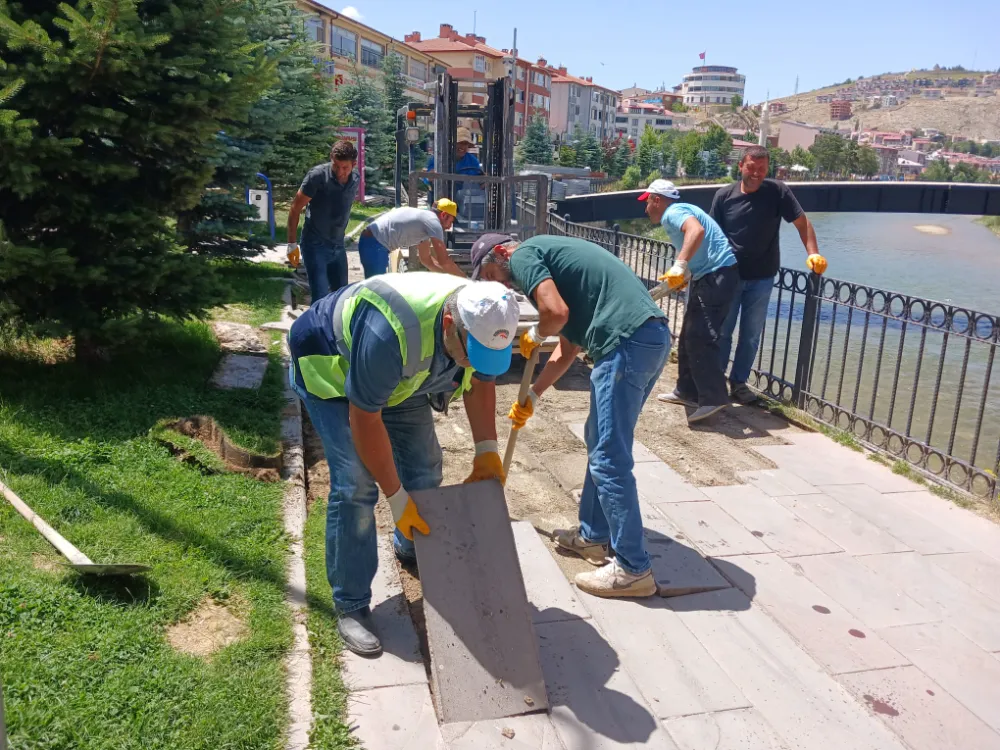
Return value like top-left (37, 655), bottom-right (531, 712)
top-left (247, 189), bottom-right (269, 222)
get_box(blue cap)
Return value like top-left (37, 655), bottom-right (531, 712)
top-left (466, 333), bottom-right (513, 376)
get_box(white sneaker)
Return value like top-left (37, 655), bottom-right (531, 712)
top-left (657, 390), bottom-right (697, 407)
top-left (575, 559), bottom-right (657, 598)
top-left (554, 528), bottom-right (610, 566)
top-left (688, 404), bottom-right (727, 424)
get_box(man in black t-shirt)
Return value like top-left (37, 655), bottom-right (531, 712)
top-left (709, 146), bottom-right (828, 404)
top-left (286, 140), bottom-right (360, 301)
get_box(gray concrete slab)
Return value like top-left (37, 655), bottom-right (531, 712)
top-left (665, 709), bottom-right (790, 750)
top-left (721, 554), bottom-right (909, 674)
top-left (668, 589), bottom-right (909, 750)
top-left (580, 592), bottom-right (750, 720)
top-left (739, 469), bottom-right (821, 497)
top-left (878, 622), bottom-right (1000, 735)
top-left (412, 482), bottom-right (548, 723)
top-left (342, 537), bottom-right (427, 691)
top-left (511, 522), bottom-right (590, 625)
top-left (536, 618), bottom-right (679, 749)
top-left (211, 321), bottom-right (267, 354)
top-left (788, 552), bottom-right (936, 629)
top-left (636, 461), bottom-right (709, 503)
top-left (774, 494), bottom-right (912, 556)
top-left (441, 714), bottom-right (566, 749)
top-left (753, 441), bottom-right (920, 493)
top-left (837, 665), bottom-right (1000, 750)
top-left (886, 490), bottom-right (1000, 563)
top-left (348, 684), bottom-right (445, 750)
top-left (705, 485), bottom-right (843, 558)
top-left (567, 423), bottom-right (660, 463)
top-left (858, 552), bottom-right (1000, 651)
top-left (539, 451), bottom-right (587, 493)
top-left (655, 501), bottom-right (772, 558)
top-left (817, 485), bottom-right (973, 555)
top-left (210, 353), bottom-right (268, 390)
top-left (926, 551), bottom-right (1000, 603)
top-left (644, 517), bottom-right (731, 597)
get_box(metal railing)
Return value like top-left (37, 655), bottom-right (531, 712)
top-left (535, 204), bottom-right (1000, 502)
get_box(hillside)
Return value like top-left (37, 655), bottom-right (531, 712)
top-left (769, 70), bottom-right (1000, 141)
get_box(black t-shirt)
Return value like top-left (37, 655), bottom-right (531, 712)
top-left (709, 179), bottom-right (804, 280)
top-left (300, 163), bottom-right (359, 246)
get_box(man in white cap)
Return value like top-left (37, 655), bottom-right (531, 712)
top-left (358, 198), bottom-right (463, 278)
top-left (640, 179), bottom-right (739, 423)
top-left (288, 273), bottom-right (520, 655)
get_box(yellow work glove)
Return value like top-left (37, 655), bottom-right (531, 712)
top-left (508, 389), bottom-right (538, 430)
top-left (519, 325), bottom-right (541, 360)
top-left (286, 242), bottom-right (301, 268)
top-left (658, 259), bottom-right (689, 291)
top-left (806, 253), bottom-right (828, 275)
top-left (464, 441), bottom-right (507, 485)
top-left (386, 486), bottom-right (429, 541)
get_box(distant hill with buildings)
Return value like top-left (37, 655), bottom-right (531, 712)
top-left (768, 70), bottom-right (1000, 141)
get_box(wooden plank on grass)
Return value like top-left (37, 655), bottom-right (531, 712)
top-left (411, 481), bottom-right (548, 723)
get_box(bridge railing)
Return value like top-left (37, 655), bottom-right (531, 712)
top-left (537, 205), bottom-right (1000, 503)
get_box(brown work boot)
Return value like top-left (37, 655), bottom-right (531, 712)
top-left (554, 527), bottom-right (609, 566)
top-left (575, 559), bottom-right (657, 598)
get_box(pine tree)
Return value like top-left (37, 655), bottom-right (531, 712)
top-left (558, 145), bottom-right (577, 167)
top-left (339, 66), bottom-right (391, 184)
top-left (573, 127), bottom-right (602, 172)
top-left (636, 125), bottom-right (661, 176)
top-left (516, 116), bottom-right (553, 166)
top-left (611, 139), bottom-right (632, 178)
top-left (0, 0), bottom-right (274, 355)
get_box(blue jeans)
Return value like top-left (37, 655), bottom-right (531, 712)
top-left (719, 276), bottom-right (774, 385)
top-left (301, 239), bottom-right (348, 301)
top-left (358, 233), bottom-right (389, 278)
top-left (291, 371), bottom-right (441, 613)
top-left (578, 318), bottom-right (670, 575)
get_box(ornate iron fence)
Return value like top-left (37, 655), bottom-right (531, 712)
top-left (538, 206), bottom-right (1000, 502)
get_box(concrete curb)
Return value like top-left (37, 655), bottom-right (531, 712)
top-left (277, 294), bottom-right (312, 750)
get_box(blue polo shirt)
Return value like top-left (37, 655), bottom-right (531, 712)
top-left (426, 153), bottom-right (484, 176)
top-left (288, 283), bottom-right (494, 412)
top-left (660, 203), bottom-right (737, 280)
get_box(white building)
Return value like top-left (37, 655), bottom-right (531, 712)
top-left (678, 65), bottom-right (746, 106)
top-left (613, 100), bottom-right (678, 140)
top-left (546, 65), bottom-right (619, 141)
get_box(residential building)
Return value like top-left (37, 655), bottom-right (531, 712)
top-left (923, 89), bottom-right (943, 99)
top-left (882, 94), bottom-right (898, 107)
top-left (912, 138), bottom-right (936, 152)
top-left (613, 100), bottom-right (676, 141)
top-left (405, 25), bottom-right (551, 137)
top-left (777, 120), bottom-right (846, 152)
top-left (830, 100), bottom-right (853, 120)
top-left (769, 101), bottom-right (788, 113)
top-left (899, 149), bottom-right (927, 165)
top-left (871, 144), bottom-right (899, 176)
top-left (297, 1), bottom-right (443, 104)
top-left (972, 87), bottom-right (995, 97)
top-left (620, 86), bottom-right (650, 99)
top-left (544, 65), bottom-right (619, 141)
top-left (983, 73), bottom-right (1000, 89)
top-left (816, 94), bottom-right (834, 103)
top-left (638, 89), bottom-right (684, 110)
top-left (679, 65), bottom-right (746, 106)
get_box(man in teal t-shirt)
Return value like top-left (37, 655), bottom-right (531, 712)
top-left (470, 233), bottom-right (670, 599)
top-left (640, 179), bottom-right (739, 423)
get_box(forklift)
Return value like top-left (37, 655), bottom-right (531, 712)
top-left (394, 72), bottom-right (548, 271)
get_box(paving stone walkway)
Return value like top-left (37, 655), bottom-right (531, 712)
top-left (344, 419), bottom-right (1000, 749)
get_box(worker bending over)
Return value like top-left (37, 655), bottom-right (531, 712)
top-left (471, 234), bottom-right (670, 599)
top-left (641, 180), bottom-right (739, 424)
top-left (288, 273), bottom-right (520, 655)
top-left (358, 200), bottom-right (464, 278)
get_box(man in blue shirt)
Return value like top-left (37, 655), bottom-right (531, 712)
top-left (425, 127), bottom-right (484, 206)
top-left (288, 274), bottom-right (520, 656)
top-left (641, 180), bottom-right (739, 423)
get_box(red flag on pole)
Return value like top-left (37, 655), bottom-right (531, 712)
top-left (699, 51), bottom-right (706, 60)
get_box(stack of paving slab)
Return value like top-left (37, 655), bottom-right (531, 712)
top-left (346, 424), bottom-right (1000, 750)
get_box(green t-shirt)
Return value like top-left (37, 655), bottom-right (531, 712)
top-left (510, 235), bottom-right (666, 361)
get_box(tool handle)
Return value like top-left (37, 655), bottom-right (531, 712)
top-left (0, 479), bottom-right (93, 566)
top-left (503, 348), bottom-right (540, 474)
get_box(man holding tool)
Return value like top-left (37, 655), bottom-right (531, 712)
top-left (286, 140), bottom-right (360, 301)
top-left (357, 200), bottom-right (464, 278)
top-left (471, 235), bottom-right (670, 599)
top-left (641, 179), bottom-right (740, 424)
top-left (288, 273), bottom-right (520, 655)
top-left (710, 145), bottom-right (827, 404)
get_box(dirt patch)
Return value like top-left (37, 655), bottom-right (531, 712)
top-left (166, 595), bottom-right (248, 658)
top-left (152, 416), bottom-right (281, 482)
top-left (32, 553), bottom-right (62, 573)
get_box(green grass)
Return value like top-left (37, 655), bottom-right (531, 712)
top-left (212, 261), bottom-right (294, 330)
top-left (272, 202), bottom-right (387, 244)
top-left (764, 399), bottom-right (863, 452)
top-left (977, 216), bottom-right (1000, 239)
top-left (0, 290), bottom-right (294, 747)
top-left (303, 496), bottom-right (356, 749)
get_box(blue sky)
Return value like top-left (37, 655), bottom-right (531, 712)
top-left (317, 0), bottom-right (1000, 103)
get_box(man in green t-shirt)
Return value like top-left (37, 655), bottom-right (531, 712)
top-left (470, 234), bottom-right (671, 598)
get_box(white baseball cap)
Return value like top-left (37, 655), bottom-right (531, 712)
top-left (456, 281), bottom-right (520, 376)
top-left (638, 179), bottom-right (681, 201)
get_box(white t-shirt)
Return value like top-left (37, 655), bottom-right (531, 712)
top-left (369, 207), bottom-right (444, 250)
